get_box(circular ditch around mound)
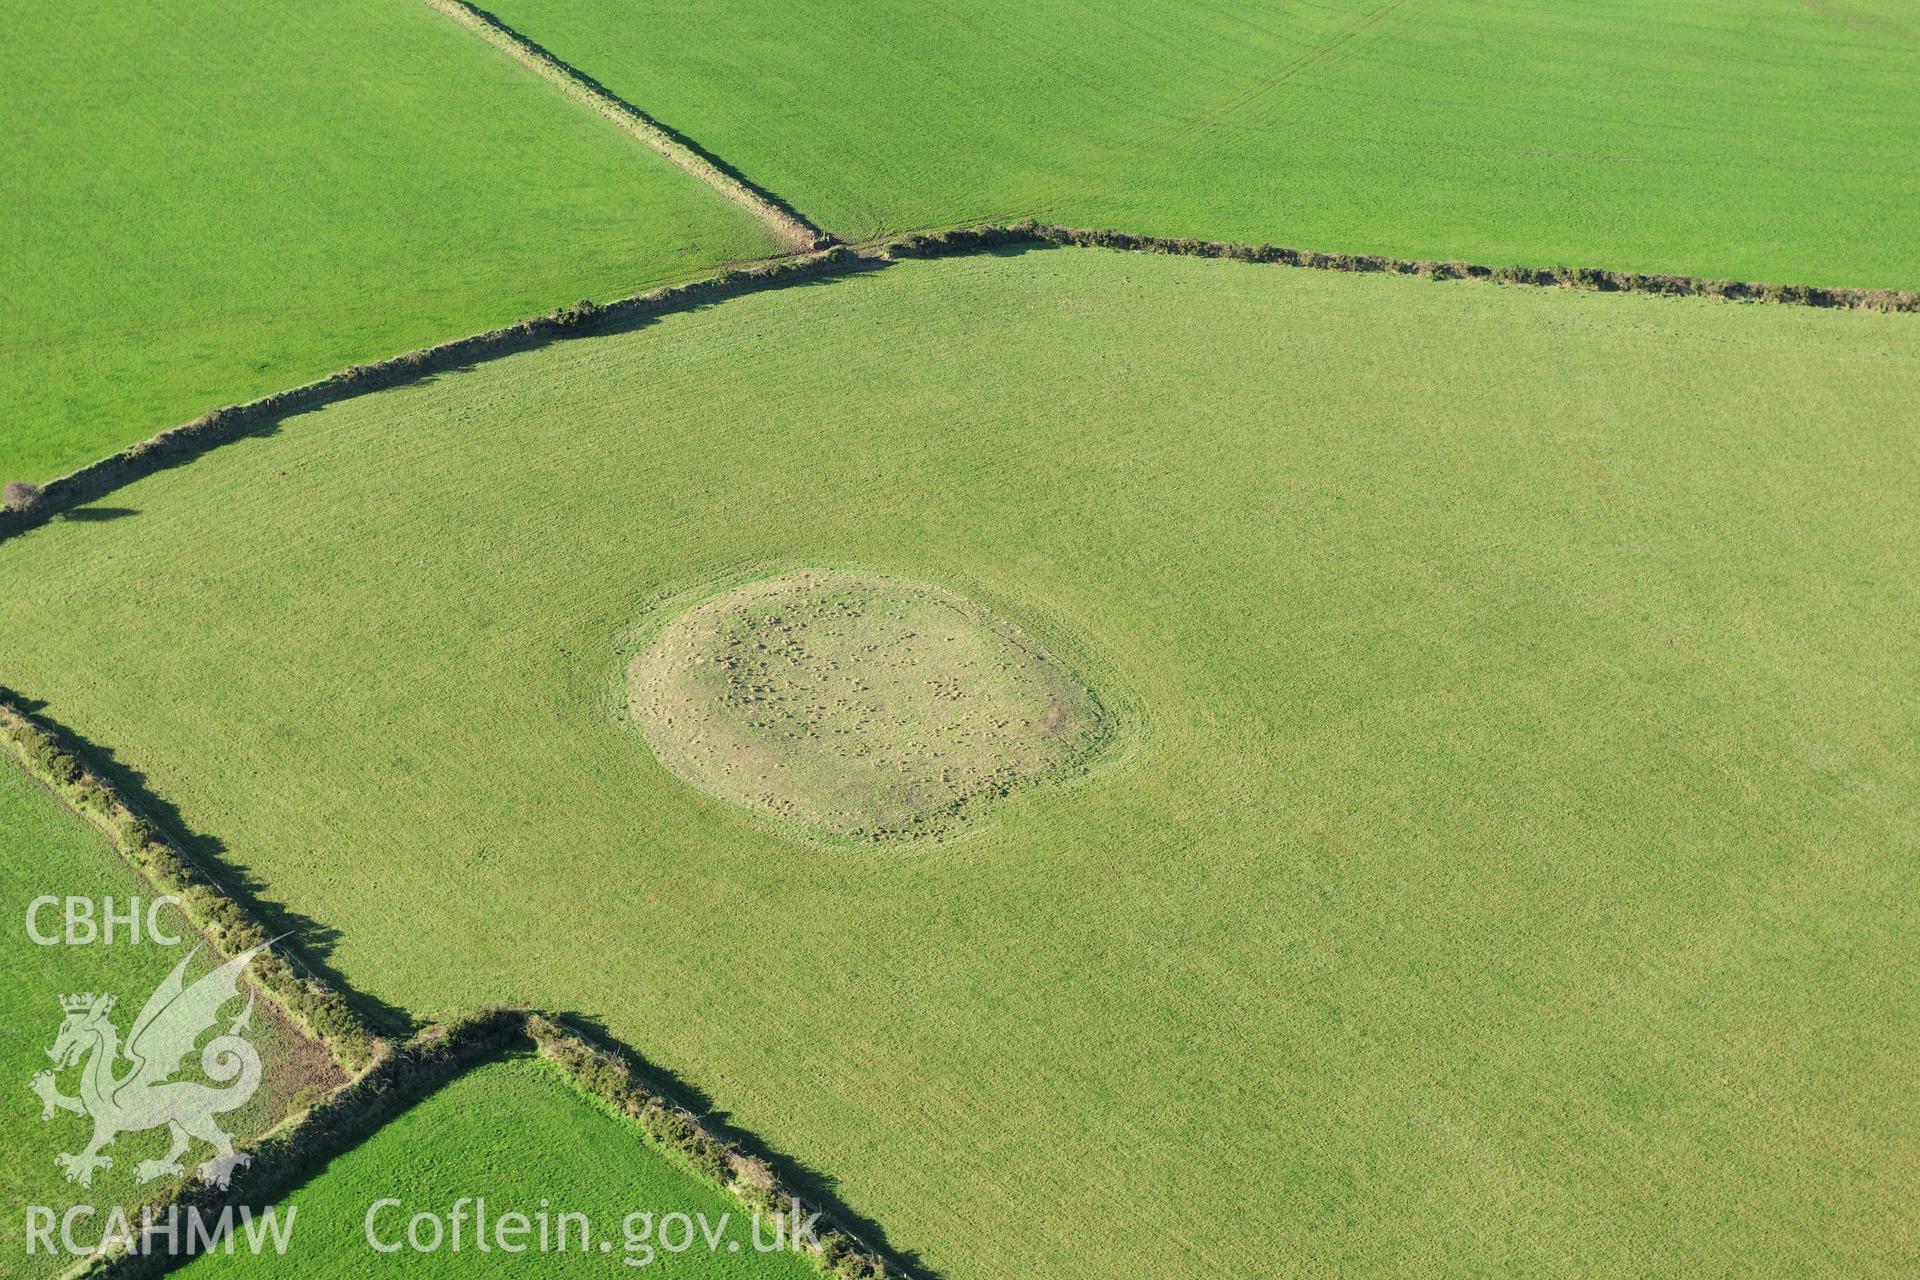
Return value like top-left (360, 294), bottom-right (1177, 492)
top-left (629, 569), bottom-right (1106, 842)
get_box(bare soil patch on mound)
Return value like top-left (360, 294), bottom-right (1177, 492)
top-left (630, 569), bottom-right (1105, 841)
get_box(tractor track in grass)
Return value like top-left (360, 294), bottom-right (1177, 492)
top-left (1178, 0), bottom-right (1418, 135)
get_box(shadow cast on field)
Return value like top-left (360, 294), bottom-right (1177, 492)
top-left (557, 1011), bottom-right (948, 1280)
top-left (463, 1), bottom-right (825, 243)
top-left (56, 505), bottom-right (139, 523)
top-left (0, 681), bottom-right (945, 1276)
top-left (0, 259), bottom-right (886, 551)
top-left (0, 685), bottom-right (416, 1039)
top-left (155, 1022), bottom-right (944, 1278)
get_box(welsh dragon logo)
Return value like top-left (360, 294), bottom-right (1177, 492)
top-left (30, 944), bottom-right (268, 1189)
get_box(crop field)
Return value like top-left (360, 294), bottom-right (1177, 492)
top-left (181, 1056), bottom-right (818, 1277)
top-left (4, 3), bottom-right (1916, 1278)
top-left (484, 0), bottom-right (1920, 287)
top-left (0, 0), bottom-right (778, 484)
top-left (0, 249), bottom-right (1914, 1277)
top-left (0, 757), bottom-right (339, 1279)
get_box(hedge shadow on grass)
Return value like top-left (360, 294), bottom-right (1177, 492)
top-left (0, 687), bottom-right (414, 1045)
top-left (73, 1011), bottom-right (526, 1280)
top-left (79, 1012), bottom-right (913, 1280)
top-left (11, 220), bottom-right (1911, 554)
top-left (427, 0), bottom-right (829, 252)
top-left (56, 505), bottom-right (139, 523)
top-left (0, 692), bottom-right (926, 1277)
top-left (0, 249), bottom-right (877, 549)
top-left (558, 1011), bottom-right (942, 1280)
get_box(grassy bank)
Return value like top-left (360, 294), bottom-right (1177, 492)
top-left (0, 757), bottom-right (341, 1279)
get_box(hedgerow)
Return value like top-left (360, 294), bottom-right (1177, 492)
top-left (0, 697), bottom-right (379, 1070)
top-left (2, 695), bottom-right (901, 1276)
top-left (71, 1012), bottom-right (894, 1279)
top-left (878, 221), bottom-right (1920, 314)
top-left (420, 0), bottom-right (827, 253)
top-left (6, 225), bottom-right (1908, 551)
top-left (526, 1016), bottom-right (894, 1278)
top-left (73, 1010), bottom-right (524, 1279)
top-left (0, 247), bottom-right (863, 546)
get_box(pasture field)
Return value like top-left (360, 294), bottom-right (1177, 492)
top-left (485, 0), bottom-right (1920, 288)
top-left (0, 249), bottom-right (1913, 1278)
top-left (0, 0), bottom-right (778, 485)
top-left (0, 758), bottom-right (339, 1279)
top-left (180, 1056), bottom-right (818, 1277)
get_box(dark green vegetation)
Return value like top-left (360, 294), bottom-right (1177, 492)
top-left (631, 568), bottom-right (1106, 840)
top-left (487, 0), bottom-right (1920, 288)
top-left (0, 759), bottom-right (339, 1280)
top-left (1, 249), bottom-right (1913, 1277)
top-left (0, 0), bottom-right (777, 484)
top-left (179, 1056), bottom-right (820, 1277)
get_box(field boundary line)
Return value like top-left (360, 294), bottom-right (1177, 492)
top-left (0, 248), bottom-right (869, 545)
top-left (419, 0), bottom-right (829, 254)
top-left (5, 222), bottom-right (1913, 547)
top-left (3, 701), bottom-right (909, 1278)
top-left (64, 1009), bottom-right (524, 1280)
top-left (884, 220), bottom-right (1920, 311)
top-left (0, 695), bottom-right (381, 1074)
top-left (68, 1011), bottom-right (902, 1279)
top-left (521, 1014), bottom-right (898, 1279)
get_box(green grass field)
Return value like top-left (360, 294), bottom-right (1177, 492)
top-left (0, 0), bottom-right (778, 485)
top-left (486, 0), bottom-right (1920, 288)
top-left (0, 250), bottom-right (1913, 1277)
top-left (180, 1056), bottom-right (817, 1277)
top-left (0, 758), bottom-right (339, 1279)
